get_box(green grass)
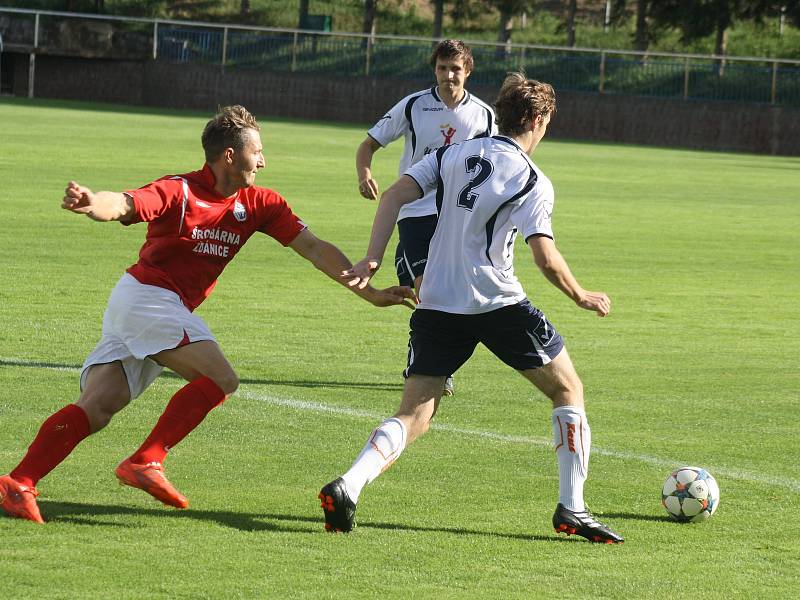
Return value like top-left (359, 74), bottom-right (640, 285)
top-left (1, 98), bottom-right (799, 598)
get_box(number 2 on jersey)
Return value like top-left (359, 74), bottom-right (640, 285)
top-left (457, 155), bottom-right (494, 211)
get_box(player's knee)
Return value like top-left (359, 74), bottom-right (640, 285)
top-left (213, 371), bottom-right (239, 396)
top-left (554, 376), bottom-right (584, 406)
top-left (553, 373), bottom-right (583, 404)
top-left (77, 392), bottom-right (129, 433)
top-left (568, 375), bottom-right (584, 399)
top-left (90, 408), bottom-right (115, 432)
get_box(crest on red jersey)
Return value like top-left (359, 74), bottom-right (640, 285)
top-left (233, 201), bottom-right (247, 222)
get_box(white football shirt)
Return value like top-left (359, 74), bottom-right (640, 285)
top-left (367, 86), bottom-right (496, 221)
top-left (405, 136), bottom-right (555, 314)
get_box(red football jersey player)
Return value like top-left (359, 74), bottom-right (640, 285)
top-left (0, 105), bottom-right (415, 523)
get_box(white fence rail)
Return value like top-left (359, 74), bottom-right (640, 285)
top-left (1, 6), bottom-right (799, 105)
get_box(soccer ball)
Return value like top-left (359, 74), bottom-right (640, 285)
top-left (662, 466), bottom-right (719, 522)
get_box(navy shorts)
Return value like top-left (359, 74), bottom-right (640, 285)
top-left (395, 214), bottom-right (438, 288)
top-left (404, 299), bottom-right (565, 377)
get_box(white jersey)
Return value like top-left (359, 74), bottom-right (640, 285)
top-left (367, 86), bottom-right (496, 221)
top-left (405, 136), bottom-right (555, 314)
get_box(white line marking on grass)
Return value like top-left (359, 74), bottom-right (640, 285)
top-left (3, 358), bottom-right (798, 493)
top-left (237, 390), bottom-right (800, 494)
top-left (1, 358), bottom-right (82, 373)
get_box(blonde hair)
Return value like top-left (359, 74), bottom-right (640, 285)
top-left (201, 105), bottom-right (260, 162)
top-left (494, 73), bottom-right (556, 136)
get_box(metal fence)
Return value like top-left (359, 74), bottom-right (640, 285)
top-left (2, 6), bottom-right (800, 106)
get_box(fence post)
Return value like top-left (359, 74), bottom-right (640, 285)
top-left (683, 57), bottom-right (690, 99)
top-left (770, 61), bottom-right (778, 105)
top-left (291, 31), bottom-right (298, 72)
top-left (365, 35), bottom-right (372, 77)
top-left (598, 51), bottom-right (606, 93)
top-left (28, 11), bottom-right (40, 99)
top-left (517, 44), bottom-right (525, 72)
top-left (152, 21), bottom-right (158, 60)
top-left (221, 26), bottom-right (228, 67)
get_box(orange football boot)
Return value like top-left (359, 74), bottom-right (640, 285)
top-left (0, 474), bottom-right (44, 523)
top-left (115, 459), bottom-right (188, 509)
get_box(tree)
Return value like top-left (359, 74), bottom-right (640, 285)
top-left (566, 0), bottom-right (577, 47)
top-left (432, 0), bottom-right (445, 39)
top-left (650, 0), bottom-right (798, 69)
top-left (362, 0), bottom-right (378, 49)
top-left (649, 1), bottom-right (744, 58)
top-left (240, 0), bottom-right (250, 17)
top-left (610, 1), bottom-right (655, 57)
top-left (786, 0), bottom-right (800, 25)
top-left (742, 0), bottom-right (800, 26)
top-left (634, 0), bottom-right (649, 52)
top-left (298, 0), bottom-right (309, 27)
top-left (363, 0), bottom-right (378, 38)
top-left (486, 0), bottom-right (537, 50)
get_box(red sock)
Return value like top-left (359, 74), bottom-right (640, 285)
top-left (10, 404), bottom-right (91, 488)
top-left (129, 376), bottom-right (227, 465)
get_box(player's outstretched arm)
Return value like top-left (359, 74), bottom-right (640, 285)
top-left (62, 181), bottom-right (134, 222)
top-left (356, 136), bottom-right (382, 200)
top-left (289, 229), bottom-right (416, 309)
top-left (528, 234), bottom-right (610, 317)
top-left (343, 175), bottom-right (423, 289)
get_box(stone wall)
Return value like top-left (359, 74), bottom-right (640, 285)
top-left (3, 52), bottom-right (799, 156)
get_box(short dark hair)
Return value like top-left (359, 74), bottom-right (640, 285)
top-left (201, 105), bottom-right (260, 162)
top-left (429, 39), bottom-right (474, 72)
top-left (494, 73), bottom-right (556, 136)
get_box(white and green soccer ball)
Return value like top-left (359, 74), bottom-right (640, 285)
top-left (662, 466), bottom-right (720, 522)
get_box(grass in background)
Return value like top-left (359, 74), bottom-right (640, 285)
top-left (0, 98), bottom-right (798, 598)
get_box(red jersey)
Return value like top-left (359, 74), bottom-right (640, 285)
top-left (124, 163), bottom-right (306, 311)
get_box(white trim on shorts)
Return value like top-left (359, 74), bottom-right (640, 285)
top-left (80, 273), bottom-right (216, 400)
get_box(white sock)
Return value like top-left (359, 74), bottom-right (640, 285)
top-left (552, 405), bottom-right (591, 512)
top-left (341, 417), bottom-right (407, 503)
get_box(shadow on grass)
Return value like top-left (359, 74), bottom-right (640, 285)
top-left (38, 500), bottom-right (315, 533)
top-left (0, 359), bottom-right (403, 392)
top-left (261, 512), bottom-right (579, 543)
top-left (36, 501), bottom-right (576, 542)
top-left (600, 511), bottom-right (667, 522)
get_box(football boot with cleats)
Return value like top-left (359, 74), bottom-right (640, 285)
top-left (0, 474), bottom-right (44, 523)
top-left (553, 503), bottom-right (624, 544)
top-left (115, 459), bottom-right (188, 509)
top-left (443, 376), bottom-right (455, 397)
top-left (319, 477), bottom-right (356, 533)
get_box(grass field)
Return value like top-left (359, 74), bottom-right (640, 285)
top-left (0, 98), bottom-right (798, 599)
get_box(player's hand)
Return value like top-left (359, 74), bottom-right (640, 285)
top-left (342, 258), bottom-right (381, 289)
top-left (358, 178), bottom-right (379, 200)
top-left (62, 181), bottom-right (95, 214)
top-left (577, 291), bottom-right (611, 317)
top-left (369, 285), bottom-right (418, 309)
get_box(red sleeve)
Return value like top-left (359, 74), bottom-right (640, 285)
top-left (258, 190), bottom-right (307, 246)
top-left (124, 177), bottom-right (184, 224)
